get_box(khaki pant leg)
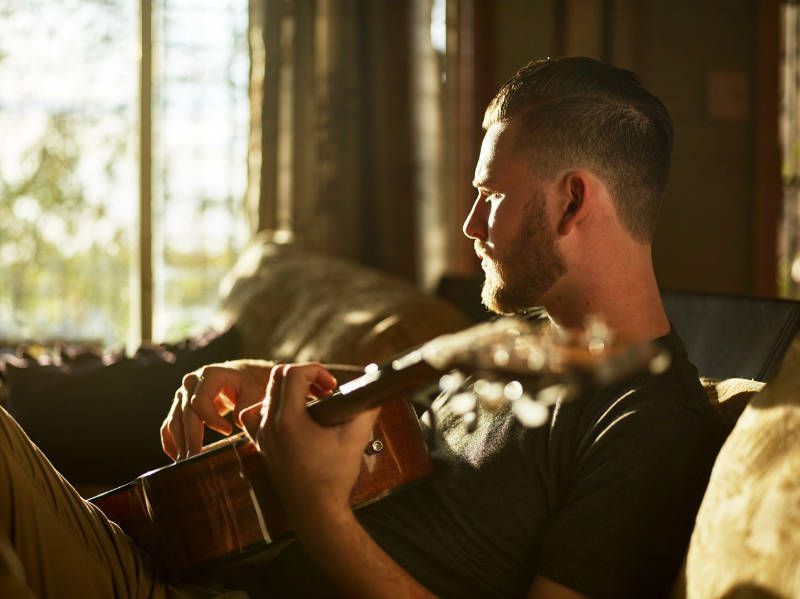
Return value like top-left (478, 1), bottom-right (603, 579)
top-left (0, 405), bottom-right (175, 599)
top-left (0, 528), bottom-right (35, 598)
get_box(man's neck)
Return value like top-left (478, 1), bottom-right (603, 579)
top-left (540, 252), bottom-right (670, 343)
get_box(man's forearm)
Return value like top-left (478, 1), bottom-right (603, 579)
top-left (294, 507), bottom-right (435, 599)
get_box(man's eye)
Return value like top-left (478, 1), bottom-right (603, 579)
top-left (476, 190), bottom-right (501, 204)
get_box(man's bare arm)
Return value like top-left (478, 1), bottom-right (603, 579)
top-left (293, 504), bottom-right (435, 599)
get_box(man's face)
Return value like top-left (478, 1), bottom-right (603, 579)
top-left (463, 121), bottom-right (566, 314)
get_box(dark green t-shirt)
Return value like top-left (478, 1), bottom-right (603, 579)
top-left (261, 328), bottom-right (723, 598)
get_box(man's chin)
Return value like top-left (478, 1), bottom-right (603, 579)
top-left (481, 280), bottom-right (528, 316)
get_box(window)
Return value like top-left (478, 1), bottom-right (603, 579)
top-left (0, 0), bottom-right (249, 348)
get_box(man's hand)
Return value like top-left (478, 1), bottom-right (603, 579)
top-left (241, 363), bottom-right (380, 531)
top-left (241, 363), bottom-right (436, 599)
top-left (160, 359), bottom-right (275, 461)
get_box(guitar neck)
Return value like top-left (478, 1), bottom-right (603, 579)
top-left (307, 350), bottom-right (439, 425)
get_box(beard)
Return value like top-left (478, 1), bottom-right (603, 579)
top-left (478, 196), bottom-right (566, 315)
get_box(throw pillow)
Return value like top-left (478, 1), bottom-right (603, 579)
top-left (680, 335), bottom-right (800, 598)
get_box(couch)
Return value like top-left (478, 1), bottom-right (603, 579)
top-left (0, 234), bottom-right (470, 489)
top-left (663, 293), bottom-right (800, 599)
top-left (2, 234), bottom-right (800, 597)
top-left (674, 347), bottom-right (800, 599)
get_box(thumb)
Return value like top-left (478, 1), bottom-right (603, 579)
top-left (240, 401), bottom-right (264, 442)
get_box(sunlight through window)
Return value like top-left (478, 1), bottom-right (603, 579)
top-left (0, 0), bottom-right (250, 347)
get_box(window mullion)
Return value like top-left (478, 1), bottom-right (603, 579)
top-left (139, 0), bottom-right (154, 344)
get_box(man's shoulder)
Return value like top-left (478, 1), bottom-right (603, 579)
top-left (549, 339), bottom-right (724, 466)
top-left (603, 326), bottom-right (717, 420)
top-left (598, 361), bottom-right (720, 438)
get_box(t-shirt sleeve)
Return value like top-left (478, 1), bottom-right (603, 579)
top-left (536, 394), bottom-right (721, 598)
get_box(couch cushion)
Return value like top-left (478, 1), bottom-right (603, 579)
top-left (700, 377), bottom-right (765, 434)
top-left (216, 236), bottom-right (471, 365)
top-left (2, 328), bottom-right (241, 487)
top-left (678, 334), bottom-right (800, 598)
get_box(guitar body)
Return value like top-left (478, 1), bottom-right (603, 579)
top-left (92, 396), bottom-right (431, 576)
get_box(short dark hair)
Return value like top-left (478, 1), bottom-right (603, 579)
top-left (484, 57), bottom-right (673, 242)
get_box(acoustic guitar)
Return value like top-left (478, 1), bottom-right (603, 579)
top-left (92, 317), bottom-right (665, 578)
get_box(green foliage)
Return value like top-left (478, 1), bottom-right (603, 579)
top-left (0, 113), bottom-right (132, 345)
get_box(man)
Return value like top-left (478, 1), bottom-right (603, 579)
top-left (1, 57), bottom-right (722, 598)
top-left (161, 57), bottom-right (722, 597)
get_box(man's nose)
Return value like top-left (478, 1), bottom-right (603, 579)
top-left (462, 197), bottom-right (488, 241)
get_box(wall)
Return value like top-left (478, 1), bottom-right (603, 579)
top-left (488, 0), bottom-right (759, 295)
top-left (491, 0), bottom-right (557, 86)
top-left (637, 1), bottom-right (756, 295)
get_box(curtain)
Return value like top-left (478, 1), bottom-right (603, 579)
top-left (246, 0), bottom-right (417, 281)
top-left (781, 1), bottom-right (800, 297)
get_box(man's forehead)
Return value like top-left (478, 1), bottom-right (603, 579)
top-left (473, 121), bottom-right (523, 187)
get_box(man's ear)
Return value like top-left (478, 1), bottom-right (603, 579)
top-left (557, 172), bottom-right (590, 235)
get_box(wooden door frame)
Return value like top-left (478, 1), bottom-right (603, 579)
top-left (754, 0), bottom-right (781, 297)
